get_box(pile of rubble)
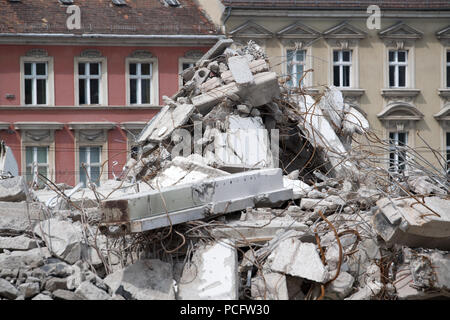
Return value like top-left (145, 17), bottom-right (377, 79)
top-left (1, 39), bottom-right (449, 300)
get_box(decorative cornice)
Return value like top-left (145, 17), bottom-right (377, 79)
top-left (68, 122), bottom-right (116, 130)
top-left (340, 88), bottom-right (365, 97)
top-left (25, 48), bottom-right (48, 57)
top-left (129, 50), bottom-right (153, 59)
top-left (14, 122), bottom-right (64, 130)
top-left (80, 49), bottom-right (102, 58)
top-left (0, 122), bottom-right (10, 130)
top-left (377, 103), bottom-right (424, 121)
top-left (436, 25), bottom-right (450, 45)
top-left (378, 21), bottom-right (423, 40)
top-left (228, 21), bottom-right (273, 39)
top-left (184, 50), bottom-right (205, 60)
top-left (276, 22), bottom-right (321, 40)
top-left (323, 21), bottom-right (367, 40)
top-left (438, 89), bottom-right (450, 98)
top-left (120, 122), bottom-right (148, 131)
top-left (381, 88), bottom-right (421, 98)
top-left (434, 105), bottom-right (450, 121)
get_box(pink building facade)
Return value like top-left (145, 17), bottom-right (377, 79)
top-left (0, 0), bottom-right (221, 187)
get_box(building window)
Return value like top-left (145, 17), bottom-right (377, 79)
top-left (389, 132), bottom-right (408, 173)
top-left (25, 146), bottom-right (49, 185)
top-left (446, 132), bottom-right (450, 174)
top-left (333, 50), bottom-right (352, 87)
top-left (286, 49), bottom-right (306, 87)
top-left (78, 62), bottom-right (101, 105)
top-left (178, 59), bottom-right (196, 88)
top-left (24, 62), bottom-right (48, 105)
top-left (389, 50), bottom-right (408, 88)
top-left (129, 62), bottom-right (152, 105)
top-left (446, 51), bottom-right (450, 88)
top-left (79, 146), bottom-right (101, 187)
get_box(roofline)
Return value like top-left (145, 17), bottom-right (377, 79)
top-left (221, 7), bottom-right (450, 18)
top-left (0, 33), bottom-right (225, 46)
top-left (222, 5), bottom-right (450, 12)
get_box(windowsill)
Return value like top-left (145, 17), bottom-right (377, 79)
top-left (381, 88), bottom-right (420, 98)
top-left (0, 105), bottom-right (163, 110)
top-left (338, 88), bottom-right (365, 97)
top-left (438, 88), bottom-right (450, 98)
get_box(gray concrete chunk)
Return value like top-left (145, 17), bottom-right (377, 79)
top-left (267, 238), bottom-right (328, 283)
top-left (0, 278), bottom-right (19, 299)
top-left (178, 241), bottom-right (238, 300)
top-left (0, 235), bottom-right (37, 251)
top-left (75, 281), bottom-right (111, 300)
top-left (104, 259), bottom-right (175, 300)
top-left (0, 176), bottom-right (26, 202)
top-left (227, 55), bottom-right (254, 85)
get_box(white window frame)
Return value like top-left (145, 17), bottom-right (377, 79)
top-left (20, 56), bottom-right (54, 106)
top-left (126, 57), bottom-right (158, 106)
top-left (286, 48), bottom-right (307, 88)
top-left (446, 50), bottom-right (450, 88)
top-left (178, 58), bottom-right (196, 89)
top-left (388, 50), bottom-right (408, 88)
top-left (388, 131), bottom-right (408, 173)
top-left (74, 56), bottom-right (108, 106)
top-left (446, 131), bottom-right (450, 174)
top-left (77, 62), bottom-right (102, 105)
top-left (25, 146), bottom-right (49, 184)
top-left (128, 62), bottom-right (153, 105)
top-left (333, 50), bottom-right (352, 88)
top-left (79, 146), bottom-right (102, 187)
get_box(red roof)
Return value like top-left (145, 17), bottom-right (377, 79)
top-left (0, 0), bottom-right (219, 35)
top-left (221, 0), bottom-right (450, 10)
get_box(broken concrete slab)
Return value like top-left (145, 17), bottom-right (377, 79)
top-left (44, 277), bottom-right (68, 292)
top-left (267, 238), bottom-right (328, 283)
top-left (227, 55), bottom-right (254, 85)
top-left (150, 156), bottom-right (229, 189)
top-left (251, 272), bottom-right (289, 300)
top-left (342, 107), bottom-right (370, 136)
top-left (100, 168), bottom-right (292, 234)
top-left (0, 278), bottom-right (19, 299)
top-left (0, 235), bottom-right (37, 251)
top-left (52, 289), bottom-right (84, 301)
top-left (293, 94), bottom-right (358, 178)
top-left (319, 86), bottom-right (345, 129)
top-left (373, 197), bottom-right (450, 250)
top-left (33, 219), bottom-right (83, 264)
top-left (178, 240), bottom-right (238, 300)
top-left (407, 176), bottom-right (447, 196)
top-left (0, 201), bottom-right (36, 235)
top-left (325, 271), bottom-right (354, 300)
top-left (0, 247), bottom-right (51, 270)
top-left (196, 38), bottom-right (233, 67)
top-left (200, 77), bottom-right (222, 93)
top-left (211, 215), bottom-right (308, 246)
top-left (104, 259), bottom-right (175, 300)
top-left (32, 293), bottom-right (53, 300)
top-left (192, 72), bottom-right (280, 114)
top-left (283, 177), bottom-right (311, 199)
top-left (137, 104), bottom-right (196, 144)
top-left (0, 142), bottom-right (18, 177)
top-left (0, 176), bottom-right (26, 202)
top-left (75, 281), bottom-right (111, 300)
top-left (18, 282), bottom-right (40, 299)
top-left (205, 116), bottom-right (275, 170)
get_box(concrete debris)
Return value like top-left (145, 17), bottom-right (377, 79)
top-left (251, 271), bottom-right (289, 300)
top-left (0, 39), bottom-right (449, 301)
top-left (0, 141), bottom-right (19, 177)
top-left (0, 235), bottom-right (37, 251)
top-left (74, 281), bottom-right (111, 300)
top-left (0, 278), bottom-right (19, 299)
top-left (0, 176), bottom-right (26, 202)
top-left (373, 197), bottom-right (450, 250)
top-left (178, 240), bottom-right (238, 300)
top-left (33, 219), bottom-right (83, 264)
top-left (267, 238), bottom-right (328, 283)
top-left (104, 259), bottom-right (175, 300)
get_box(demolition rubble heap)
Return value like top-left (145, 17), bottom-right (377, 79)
top-left (1, 40), bottom-right (450, 301)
